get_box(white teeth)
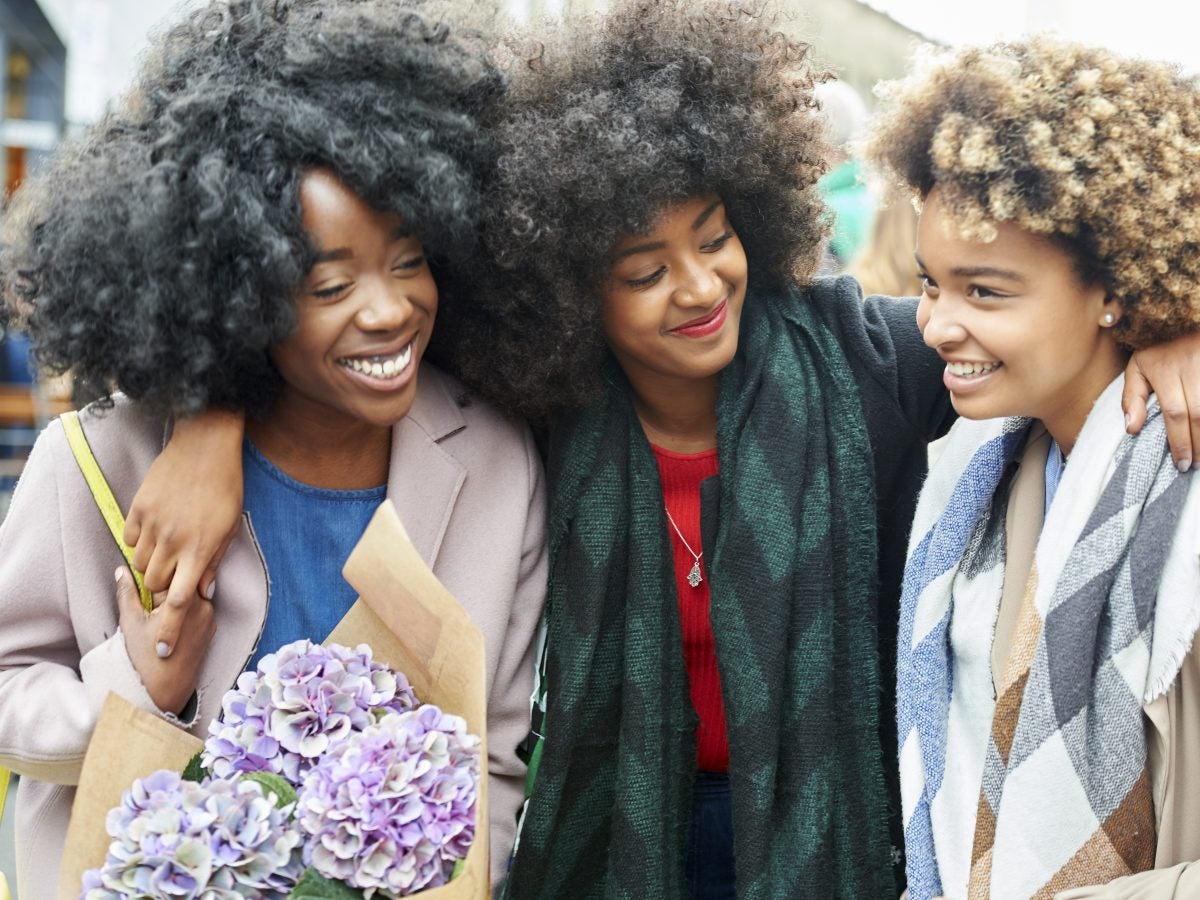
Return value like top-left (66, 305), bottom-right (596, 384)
top-left (339, 343), bottom-right (413, 381)
top-left (948, 361), bottom-right (1001, 377)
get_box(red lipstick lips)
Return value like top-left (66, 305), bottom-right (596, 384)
top-left (670, 300), bottom-right (728, 338)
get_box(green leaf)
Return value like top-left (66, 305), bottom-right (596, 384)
top-left (180, 752), bottom-right (205, 783)
top-left (451, 857), bottom-right (467, 881)
top-left (290, 868), bottom-right (366, 900)
top-left (243, 771), bottom-right (297, 809)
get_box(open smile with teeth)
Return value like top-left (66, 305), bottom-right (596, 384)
top-left (338, 343), bottom-right (413, 380)
top-left (947, 360), bottom-right (1002, 378)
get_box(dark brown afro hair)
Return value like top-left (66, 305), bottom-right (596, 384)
top-left (440, 0), bottom-right (831, 421)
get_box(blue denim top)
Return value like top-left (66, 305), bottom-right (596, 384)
top-left (242, 439), bottom-right (386, 669)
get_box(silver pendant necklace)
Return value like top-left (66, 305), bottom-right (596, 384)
top-left (664, 506), bottom-right (704, 587)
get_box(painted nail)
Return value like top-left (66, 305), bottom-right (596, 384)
top-left (1177, 458), bottom-right (1191, 473)
top-left (204, 580), bottom-right (216, 600)
top-left (156, 642), bottom-right (171, 659)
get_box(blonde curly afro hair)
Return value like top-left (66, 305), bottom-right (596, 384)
top-left (866, 36), bottom-right (1200, 348)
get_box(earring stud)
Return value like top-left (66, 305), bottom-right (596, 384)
top-left (1102, 312), bottom-right (1116, 325)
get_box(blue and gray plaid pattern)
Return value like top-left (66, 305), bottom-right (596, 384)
top-left (899, 388), bottom-right (1191, 900)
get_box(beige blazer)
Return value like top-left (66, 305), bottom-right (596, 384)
top-left (0, 364), bottom-right (547, 899)
top-left (1000, 428), bottom-right (1200, 899)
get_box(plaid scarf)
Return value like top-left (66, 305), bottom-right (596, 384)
top-left (505, 288), bottom-right (894, 899)
top-left (898, 378), bottom-right (1200, 900)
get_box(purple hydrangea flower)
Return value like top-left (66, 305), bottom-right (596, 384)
top-left (80, 769), bottom-right (303, 899)
top-left (297, 704), bottom-right (480, 896)
top-left (203, 640), bottom-right (417, 785)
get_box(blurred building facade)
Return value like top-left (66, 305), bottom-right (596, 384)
top-left (0, 0), bottom-right (63, 203)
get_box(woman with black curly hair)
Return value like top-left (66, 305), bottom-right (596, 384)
top-left (0, 0), bottom-right (546, 894)
top-left (868, 38), bottom-right (1200, 899)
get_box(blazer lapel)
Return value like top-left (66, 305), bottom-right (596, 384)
top-left (384, 366), bottom-right (468, 570)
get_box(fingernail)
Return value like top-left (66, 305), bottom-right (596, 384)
top-left (1178, 458), bottom-right (1192, 473)
top-left (205, 580), bottom-right (216, 600)
top-left (1124, 413), bottom-right (1131, 429)
top-left (156, 642), bottom-right (171, 659)
top-left (114, 568), bottom-right (124, 583)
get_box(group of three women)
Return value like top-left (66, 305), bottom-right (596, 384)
top-left (3, 0), bottom-right (1200, 897)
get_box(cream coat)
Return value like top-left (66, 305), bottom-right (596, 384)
top-left (0, 364), bottom-right (547, 898)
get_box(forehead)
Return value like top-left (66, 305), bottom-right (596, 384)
top-left (299, 169), bottom-right (405, 247)
top-left (917, 188), bottom-right (1070, 275)
top-left (610, 195), bottom-right (724, 251)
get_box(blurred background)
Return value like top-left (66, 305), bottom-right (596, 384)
top-left (0, 0), bottom-right (1197, 886)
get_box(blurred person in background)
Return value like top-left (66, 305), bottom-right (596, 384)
top-left (816, 79), bottom-right (875, 271)
top-left (849, 188), bottom-right (923, 298)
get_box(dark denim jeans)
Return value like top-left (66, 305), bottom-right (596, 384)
top-left (686, 771), bottom-right (735, 900)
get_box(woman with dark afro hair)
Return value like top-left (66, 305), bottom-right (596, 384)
top-left (122, 2), bottom-right (1200, 898)
top-left (0, 0), bottom-right (547, 894)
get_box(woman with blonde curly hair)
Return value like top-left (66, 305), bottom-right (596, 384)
top-left (868, 37), bottom-right (1200, 899)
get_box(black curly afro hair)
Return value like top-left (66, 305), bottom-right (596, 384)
top-left (1, 0), bottom-right (501, 416)
top-left (439, 0), bottom-right (831, 421)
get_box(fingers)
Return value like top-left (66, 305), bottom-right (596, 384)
top-left (114, 567), bottom-right (145, 624)
top-left (123, 510), bottom-right (142, 554)
top-left (196, 530), bottom-right (235, 603)
top-left (1156, 376), bottom-right (1194, 473)
top-left (1122, 358), bottom-right (1150, 435)
top-left (140, 540), bottom-right (178, 596)
top-left (154, 556), bottom-right (211, 659)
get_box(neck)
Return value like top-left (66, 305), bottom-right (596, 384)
top-left (627, 371), bottom-right (719, 453)
top-left (1041, 349), bottom-right (1129, 457)
top-left (246, 392), bottom-right (391, 489)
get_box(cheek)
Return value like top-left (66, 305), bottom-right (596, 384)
top-left (915, 296), bottom-right (932, 336)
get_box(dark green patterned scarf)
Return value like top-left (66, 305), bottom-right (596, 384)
top-left (506, 288), bottom-right (893, 899)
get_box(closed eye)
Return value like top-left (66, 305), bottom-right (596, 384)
top-left (701, 231), bottom-right (735, 252)
top-left (312, 283), bottom-right (349, 299)
top-left (393, 254), bottom-right (426, 272)
top-left (626, 267), bottom-right (666, 288)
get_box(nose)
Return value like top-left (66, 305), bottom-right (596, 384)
top-left (355, 278), bottom-right (412, 333)
top-left (673, 253), bottom-right (724, 308)
top-left (917, 292), bottom-right (968, 350)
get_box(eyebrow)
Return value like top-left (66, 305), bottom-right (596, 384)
top-left (610, 200), bottom-right (726, 264)
top-left (314, 227), bottom-right (413, 263)
top-left (913, 253), bottom-right (1024, 282)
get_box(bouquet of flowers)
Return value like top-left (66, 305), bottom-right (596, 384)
top-left (80, 640), bottom-right (481, 898)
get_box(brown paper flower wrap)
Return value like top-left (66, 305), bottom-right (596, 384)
top-left (57, 501), bottom-right (489, 900)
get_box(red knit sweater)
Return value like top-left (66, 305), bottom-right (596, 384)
top-left (652, 443), bottom-right (728, 772)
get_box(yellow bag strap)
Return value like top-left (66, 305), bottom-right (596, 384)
top-left (0, 412), bottom-right (158, 846)
top-left (61, 411), bottom-right (153, 612)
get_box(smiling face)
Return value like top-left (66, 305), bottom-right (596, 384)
top-left (269, 169), bottom-right (438, 433)
top-left (916, 187), bottom-right (1126, 448)
top-left (601, 195), bottom-right (748, 392)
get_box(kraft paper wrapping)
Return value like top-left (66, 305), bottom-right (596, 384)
top-left (59, 501), bottom-right (489, 900)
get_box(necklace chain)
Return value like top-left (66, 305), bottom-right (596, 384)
top-left (664, 506), bottom-right (704, 588)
